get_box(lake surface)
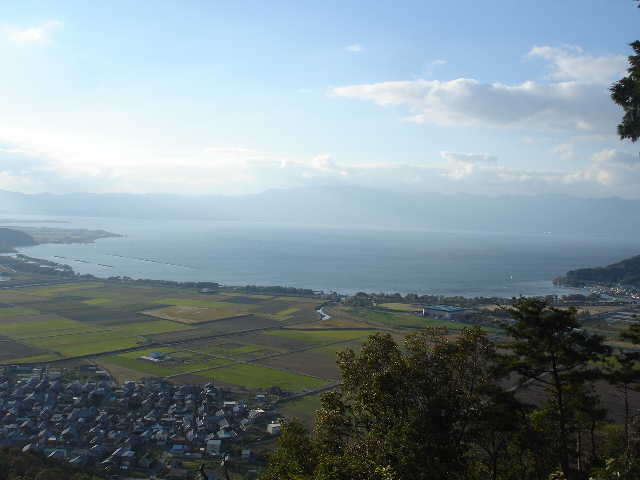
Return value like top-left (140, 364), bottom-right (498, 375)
top-left (5, 214), bottom-right (639, 297)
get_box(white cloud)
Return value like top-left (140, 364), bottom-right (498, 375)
top-left (551, 142), bottom-right (577, 161)
top-left (440, 151), bottom-right (497, 164)
top-left (528, 45), bottom-right (627, 84)
top-left (332, 77), bottom-right (618, 133)
top-left (439, 152), bottom-right (497, 180)
top-left (330, 45), bottom-right (626, 134)
top-left (578, 149), bottom-right (640, 188)
top-left (2, 123), bottom-right (640, 198)
top-left (3, 20), bottom-right (63, 45)
top-left (345, 44), bottom-right (364, 53)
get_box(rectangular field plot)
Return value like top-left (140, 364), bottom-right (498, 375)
top-left (257, 349), bottom-right (342, 380)
top-left (330, 306), bottom-right (457, 329)
top-left (378, 303), bottom-right (420, 312)
top-left (7, 282), bottom-right (107, 298)
top-left (0, 315), bottom-right (95, 339)
top-left (0, 336), bottom-right (52, 363)
top-left (108, 319), bottom-right (193, 337)
top-left (24, 332), bottom-right (141, 357)
top-left (261, 328), bottom-right (377, 344)
top-left (188, 341), bottom-right (281, 359)
top-left (98, 347), bottom-right (229, 378)
top-left (190, 363), bottom-right (329, 391)
top-left (146, 316), bottom-right (281, 343)
top-left (141, 305), bottom-right (251, 324)
top-left (0, 306), bottom-right (41, 317)
top-left (280, 394), bottom-right (324, 427)
top-left (144, 295), bottom-right (323, 325)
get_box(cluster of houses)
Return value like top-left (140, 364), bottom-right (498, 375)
top-left (0, 371), bottom-right (281, 478)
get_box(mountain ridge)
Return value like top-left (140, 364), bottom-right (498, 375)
top-left (1, 187), bottom-right (640, 235)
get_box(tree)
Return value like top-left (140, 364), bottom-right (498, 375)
top-left (610, 40), bottom-right (640, 141)
top-left (262, 420), bottom-right (317, 480)
top-left (499, 299), bottom-right (610, 479)
top-left (264, 327), bottom-right (509, 480)
top-left (606, 321), bottom-right (640, 461)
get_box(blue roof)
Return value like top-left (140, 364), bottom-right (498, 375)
top-left (424, 305), bottom-right (467, 312)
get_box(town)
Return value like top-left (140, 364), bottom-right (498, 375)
top-left (0, 364), bottom-right (281, 479)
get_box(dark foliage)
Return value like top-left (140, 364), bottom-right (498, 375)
top-left (0, 447), bottom-right (102, 480)
top-left (611, 40), bottom-right (640, 142)
top-left (263, 300), bottom-right (640, 480)
top-left (0, 228), bottom-right (36, 253)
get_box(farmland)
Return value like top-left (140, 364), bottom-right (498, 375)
top-left (0, 278), bottom-right (490, 431)
top-left (0, 281), bottom-right (424, 397)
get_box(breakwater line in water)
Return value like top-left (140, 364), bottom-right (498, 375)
top-left (53, 256), bottom-right (113, 268)
top-left (104, 253), bottom-right (194, 270)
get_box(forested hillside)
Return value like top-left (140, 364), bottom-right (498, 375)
top-left (556, 254), bottom-right (640, 287)
top-left (0, 228), bottom-right (36, 253)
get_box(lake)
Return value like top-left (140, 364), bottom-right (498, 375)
top-left (5, 214), bottom-right (639, 297)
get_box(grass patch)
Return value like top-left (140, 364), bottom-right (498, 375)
top-left (83, 298), bottom-right (112, 305)
top-left (262, 328), bottom-right (375, 344)
top-left (2, 317), bottom-right (91, 338)
top-left (0, 307), bottom-right (41, 316)
top-left (153, 297), bottom-right (235, 308)
top-left (18, 282), bottom-right (106, 298)
top-left (336, 306), bottom-right (470, 330)
top-left (199, 363), bottom-right (328, 390)
top-left (100, 348), bottom-right (229, 377)
top-left (9, 353), bottom-right (61, 363)
top-left (378, 303), bottom-right (419, 312)
top-left (280, 394), bottom-right (324, 426)
top-left (142, 305), bottom-right (250, 324)
top-left (274, 307), bottom-right (300, 319)
top-left (26, 332), bottom-right (140, 357)
top-left (110, 319), bottom-right (193, 336)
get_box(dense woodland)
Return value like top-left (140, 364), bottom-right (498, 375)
top-left (262, 298), bottom-right (640, 480)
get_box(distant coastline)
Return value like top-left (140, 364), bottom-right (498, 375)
top-left (4, 216), bottom-right (637, 299)
top-left (554, 254), bottom-right (640, 300)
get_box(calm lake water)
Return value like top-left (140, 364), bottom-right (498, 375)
top-left (5, 214), bottom-right (639, 297)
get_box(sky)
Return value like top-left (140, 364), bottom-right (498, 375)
top-left (1, 0), bottom-right (639, 197)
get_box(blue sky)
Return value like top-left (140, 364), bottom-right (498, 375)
top-left (1, 0), bottom-right (639, 196)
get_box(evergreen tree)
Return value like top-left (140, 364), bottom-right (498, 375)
top-left (499, 299), bottom-right (610, 479)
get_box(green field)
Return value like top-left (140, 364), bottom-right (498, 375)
top-left (331, 306), bottom-right (470, 329)
top-left (0, 306), bottom-right (41, 316)
top-left (280, 394), bottom-right (325, 426)
top-left (99, 347), bottom-right (230, 378)
top-left (378, 303), bottom-right (419, 312)
top-left (0, 279), bottom-right (478, 393)
top-left (193, 363), bottom-right (328, 390)
top-left (262, 328), bottom-right (376, 343)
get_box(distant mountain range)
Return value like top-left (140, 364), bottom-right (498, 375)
top-left (1, 187), bottom-right (640, 235)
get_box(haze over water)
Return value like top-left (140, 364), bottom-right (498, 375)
top-left (8, 215), bottom-right (639, 298)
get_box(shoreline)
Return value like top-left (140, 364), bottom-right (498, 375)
top-left (1, 250), bottom-right (595, 302)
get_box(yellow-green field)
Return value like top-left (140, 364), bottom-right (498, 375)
top-left (0, 280), bottom-right (472, 397)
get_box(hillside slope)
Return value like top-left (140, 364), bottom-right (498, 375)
top-left (0, 227), bottom-right (37, 253)
top-left (555, 254), bottom-right (640, 287)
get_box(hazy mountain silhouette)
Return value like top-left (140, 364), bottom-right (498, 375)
top-left (0, 187), bottom-right (638, 235)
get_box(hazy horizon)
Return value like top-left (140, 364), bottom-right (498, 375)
top-left (1, 1), bottom-right (639, 200)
